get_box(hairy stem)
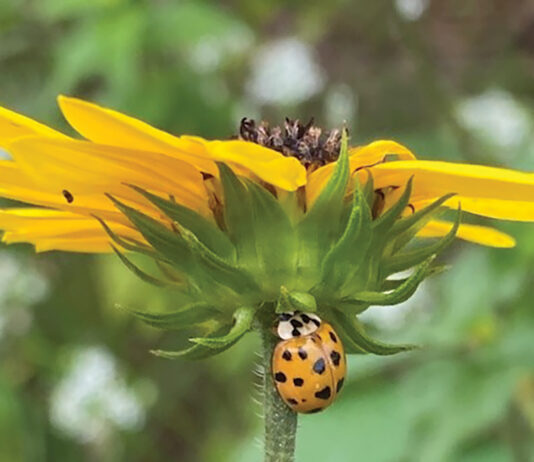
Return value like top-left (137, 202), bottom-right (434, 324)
top-left (259, 316), bottom-right (298, 462)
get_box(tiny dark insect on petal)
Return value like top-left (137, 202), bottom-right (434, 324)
top-left (62, 190), bottom-right (74, 203)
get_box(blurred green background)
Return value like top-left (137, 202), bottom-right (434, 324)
top-left (1, 0), bottom-right (533, 461)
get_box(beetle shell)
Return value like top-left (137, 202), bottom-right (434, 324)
top-left (272, 321), bottom-right (346, 413)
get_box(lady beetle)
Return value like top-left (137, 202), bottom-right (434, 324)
top-left (272, 312), bottom-right (346, 414)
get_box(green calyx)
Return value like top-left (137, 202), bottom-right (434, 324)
top-left (98, 131), bottom-right (458, 359)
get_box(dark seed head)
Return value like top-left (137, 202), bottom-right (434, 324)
top-left (238, 117), bottom-right (343, 169)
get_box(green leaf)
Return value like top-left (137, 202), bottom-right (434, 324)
top-left (331, 310), bottom-right (418, 355)
top-left (111, 245), bottom-right (173, 287)
top-left (117, 302), bottom-right (219, 330)
top-left (385, 208), bottom-right (461, 274)
top-left (318, 185), bottom-right (372, 291)
top-left (191, 306), bottom-right (255, 348)
top-left (276, 287), bottom-right (317, 314)
top-left (349, 256), bottom-right (434, 305)
top-left (127, 184), bottom-right (235, 260)
top-left (297, 129), bottom-right (350, 268)
top-left (218, 163), bottom-right (257, 266)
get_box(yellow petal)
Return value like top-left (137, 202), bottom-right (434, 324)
top-left (0, 105), bottom-right (67, 148)
top-left (369, 160), bottom-right (534, 205)
top-left (206, 140), bottom-right (307, 191)
top-left (7, 137), bottom-right (211, 216)
top-left (35, 237), bottom-right (115, 253)
top-left (413, 196), bottom-right (534, 222)
top-left (0, 209), bottom-right (146, 253)
top-left (418, 219), bottom-right (516, 248)
top-left (307, 140), bottom-right (416, 204)
top-left (58, 95), bottom-right (218, 174)
top-left (0, 161), bottom-right (154, 226)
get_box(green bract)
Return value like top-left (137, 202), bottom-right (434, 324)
top-left (100, 132), bottom-right (458, 359)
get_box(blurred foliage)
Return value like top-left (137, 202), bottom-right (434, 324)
top-left (1, 0), bottom-right (534, 461)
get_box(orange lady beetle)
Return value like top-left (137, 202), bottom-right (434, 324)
top-left (272, 312), bottom-right (346, 413)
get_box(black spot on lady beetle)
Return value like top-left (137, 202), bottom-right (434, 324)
top-left (311, 318), bottom-right (321, 327)
top-left (315, 386), bottom-right (331, 400)
top-left (282, 350), bottom-right (292, 361)
top-left (312, 358), bottom-right (326, 374)
top-left (62, 190), bottom-right (74, 203)
top-left (298, 348), bottom-right (308, 360)
top-left (301, 314), bottom-right (311, 323)
top-left (274, 372), bottom-right (287, 383)
top-left (336, 378), bottom-right (345, 393)
top-left (291, 328), bottom-right (300, 337)
top-left (330, 351), bottom-right (341, 366)
top-left (287, 398), bottom-right (298, 406)
top-left (307, 407), bottom-right (323, 414)
top-left (279, 313), bottom-right (292, 321)
top-left (329, 331), bottom-right (338, 343)
top-left (293, 377), bottom-right (304, 387)
top-left (290, 319), bottom-right (303, 328)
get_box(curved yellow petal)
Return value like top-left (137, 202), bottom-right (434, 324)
top-left (0, 105), bottom-right (66, 147)
top-left (412, 196), bottom-right (534, 222)
top-left (7, 137), bottom-right (210, 216)
top-left (307, 140), bottom-right (416, 204)
top-left (35, 237), bottom-right (115, 253)
top-left (369, 160), bottom-right (534, 204)
top-left (206, 140), bottom-right (307, 191)
top-left (418, 220), bottom-right (516, 248)
top-left (0, 209), bottom-right (146, 253)
top-left (58, 95), bottom-right (218, 174)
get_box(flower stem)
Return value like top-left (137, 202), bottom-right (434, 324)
top-left (259, 317), bottom-right (298, 462)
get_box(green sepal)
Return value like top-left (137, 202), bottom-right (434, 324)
top-left (380, 264), bottom-right (450, 291)
top-left (330, 310), bottom-right (418, 355)
top-left (245, 180), bottom-right (297, 283)
top-left (361, 171), bottom-right (375, 211)
top-left (191, 306), bottom-right (255, 348)
top-left (372, 177), bottom-right (413, 235)
top-left (173, 222), bottom-right (260, 294)
top-left (389, 193), bottom-right (456, 254)
top-left (317, 185), bottom-right (372, 292)
top-left (106, 194), bottom-right (196, 274)
top-left (349, 255), bottom-right (434, 305)
top-left (116, 302), bottom-right (219, 330)
top-left (297, 130), bottom-right (350, 269)
top-left (111, 245), bottom-right (173, 287)
top-left (127, 184), bottom-right (235, 259)
top-left (276, 286), bottom-right (317, 314)
top-left (93, 214), bottom-right (164, 261)
top-left (150, 326), bottom-right (234, 360)
top-left (385, 207), bottom-right (461, 274)
top-left (218, 163), bottom-right (257, 266)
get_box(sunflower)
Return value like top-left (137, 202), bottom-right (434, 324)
top-left (1, 96), bottom-right (533, 361)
